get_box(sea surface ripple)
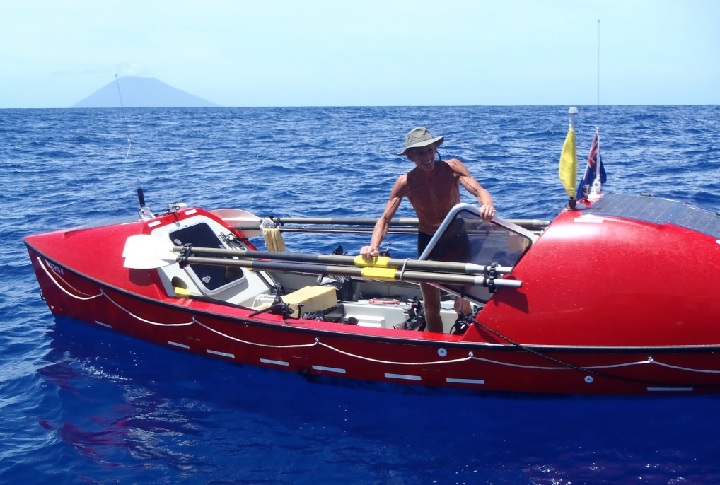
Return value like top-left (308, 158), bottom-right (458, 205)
top-left (1, 105), bottom-right (719, 484)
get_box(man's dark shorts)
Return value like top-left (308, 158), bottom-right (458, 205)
top-left (417, 219), bottom-right (470, 262)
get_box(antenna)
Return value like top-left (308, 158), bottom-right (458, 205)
top-left (115, 74), bottom-right (152, 219)
top-left (589, 19), bottom-right (603, 202)
top-left (597, 19), bottom-right (600, 113)
top-left (114, 74), bottom-right (132, 160)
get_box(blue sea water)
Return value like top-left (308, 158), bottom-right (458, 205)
top-left (2, 105), bottom-right (720, 484)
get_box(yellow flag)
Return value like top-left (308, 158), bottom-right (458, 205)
top-left (558, 124), bottom-right (577, 198)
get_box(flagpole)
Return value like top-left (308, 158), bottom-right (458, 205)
top-left (568, 106), bottom-right (579, 210)
top-left (569, 106), bottom-right (578, 146)
top-left (568, 106), bottom-right (579, 209)
top-left (558, 106), bottom-right (579, 209)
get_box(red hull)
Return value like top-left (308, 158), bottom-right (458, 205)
top-left (24, 195), bottom-right (720, 395)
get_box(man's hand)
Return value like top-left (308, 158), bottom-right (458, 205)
top-left (360, 246), bottom-right (379, 258)
top-left (479, 204), bottom-right (496, 221)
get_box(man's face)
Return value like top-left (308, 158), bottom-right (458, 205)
top-left (407, 144), bottom-right (436, 171)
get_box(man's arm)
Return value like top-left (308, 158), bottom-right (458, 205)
top-left (360, 175), bottom-right (406, 257)
top-left (447, 158), bottom-right (496, 220)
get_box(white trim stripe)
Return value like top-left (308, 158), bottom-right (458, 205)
top-left (574, 215), bottom-right (604, 223)
top-left (647, 386), bottom-right (693, 392)
top-left (168, 341), bottom-right (190, 350)
top-left (207, 349), bottom-right (235, 359)
top-left (385, 373), bottom-right (421, 381)
top-left (312, 365), bottom-right (346, 374)
top-left (260, 358), bottom-right (289, 367)
top-left (446, 377), bottom-right (485, 385)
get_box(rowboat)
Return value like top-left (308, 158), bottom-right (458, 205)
top-left (24, 190), bottom-right (720, 395)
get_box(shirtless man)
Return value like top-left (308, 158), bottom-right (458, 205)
top-left (360, 127), bottom-right (495, 333)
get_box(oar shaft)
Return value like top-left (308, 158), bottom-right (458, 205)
top-left (272, 216), bottom-right (419, 226)
top-left (176, 246), bottom-right (513, 275)
top-left (268, 216), bottom-right (549, 230)
top-left (233, 226), bottom-right (419, 235)
top-left (183, 256), bottom-right (521, 288)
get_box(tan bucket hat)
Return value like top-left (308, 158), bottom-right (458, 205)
top-left (397, 127), bottom-right (444, 156)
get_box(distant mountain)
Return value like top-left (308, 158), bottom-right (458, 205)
top-left (72, 76), bottom-right (219, 108)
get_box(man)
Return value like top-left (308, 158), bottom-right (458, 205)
top-left (360, 127), bottom-right (495, 333)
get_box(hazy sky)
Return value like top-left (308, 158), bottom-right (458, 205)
top-left (1, 0), bottom-right (718, 108)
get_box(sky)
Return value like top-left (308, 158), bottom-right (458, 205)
top-left (1, 0), bottom-right (718, 108)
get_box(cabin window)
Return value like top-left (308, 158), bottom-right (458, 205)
top-left (426, 210), bottom-right (532, 267)
top-left (169, 223), bottom-right (244, 292)
top-left (423, 208), bottom-right (533, 303)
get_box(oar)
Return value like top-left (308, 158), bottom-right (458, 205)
top-left (271, 216), bottom-right (422, 226)
top-left (233, 226), bottom-right (419, 235)
top-left (122, 235), bottom-right (514, 276)
top-left (122, 234), bottom-right (181, 269)
top-left (267, 215), bottom-right (549, 230)
top-left (211, 209), bottom-right (550, 232)
top-left (189, 247), bottom-right (514, 275)
top-left (208, 210), bottom-right (416, 237)
top-left (211, 209), bottom-right (262, 238)
top-left (127, 253), bottom-right (521, 288)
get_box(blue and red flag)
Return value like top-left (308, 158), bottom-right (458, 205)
top-left (575, 132), bottom-right (607, 200)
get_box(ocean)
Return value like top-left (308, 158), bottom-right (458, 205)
top-left (2, 105), bottom-right (720, 484)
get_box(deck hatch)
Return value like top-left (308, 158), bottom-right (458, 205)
top-left (169, 222), bottom-right (245, 292)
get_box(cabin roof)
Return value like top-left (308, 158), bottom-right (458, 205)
top-left (586, 193), bottom-right (720, 239)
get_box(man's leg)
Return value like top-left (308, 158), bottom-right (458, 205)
top-left (420, 282), bottom-right (443, 333)
top-left (454, 297), bottom-right (471, 315)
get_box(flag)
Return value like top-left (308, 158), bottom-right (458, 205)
top-left (575, 132), bottom-right (607, 200)
top-left (558, 124), bottom-right (577, 199)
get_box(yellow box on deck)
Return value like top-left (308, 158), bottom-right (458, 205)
top-left (282, 286), bottom-right (338, 318)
